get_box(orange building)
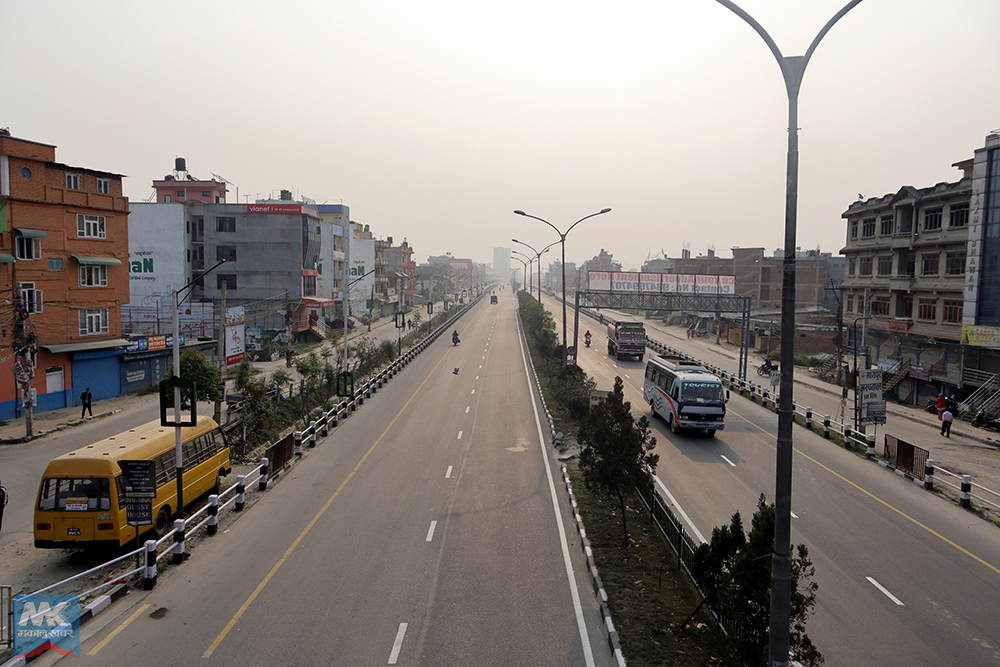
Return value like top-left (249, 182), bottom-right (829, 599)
top-left (0, 129), bottom-right (130, 420)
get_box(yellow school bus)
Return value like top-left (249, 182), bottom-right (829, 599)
top-left (34, 416), bottom-right (231, 549)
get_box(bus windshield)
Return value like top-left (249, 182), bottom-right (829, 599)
top-left (37, 477), bottom-right (113, 511)
top-left (682, 381), bottom-right (724, 404)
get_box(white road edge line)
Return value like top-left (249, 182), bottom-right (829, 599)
top-left (721, 455), bottom-right (736, 467)
top-left (654, 475), bottom-right (707, 545)
top-left (388, 622), bottom-right (408, 664)
top-left (866, 577), bottom-right (904, 606)
top-left (517, 314), bottom-right (596, 667)
top-left (445, 465), bottom-right (453, 478)
top-left (425, 521), bottom-right (437, 542)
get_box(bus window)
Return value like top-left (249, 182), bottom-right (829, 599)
top-left (683, 381), bottom-right (724, 403)
top-left (38, 477), bottom-right (112, 511)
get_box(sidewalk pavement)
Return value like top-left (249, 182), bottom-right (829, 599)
top-left (0, 311), bottom-right (413, 444)
top-left (646, 320), bottom-right (1000, 449)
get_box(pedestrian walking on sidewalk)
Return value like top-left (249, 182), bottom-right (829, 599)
top-left (936, 394), bottom-right (947, 420)
top-left (0, 479), bottom-right (7, 532)
top-left (80, 387), bottom-right (93, 419)
top-left (941, 409), bottom-right (954, 437)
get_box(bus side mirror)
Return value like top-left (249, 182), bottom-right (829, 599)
top-left (726, 389), bottom-right (730, 402)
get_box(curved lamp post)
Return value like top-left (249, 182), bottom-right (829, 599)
top-left (511, 255), bottom-right (528, 290)
top-left (713, 2), bottom-right (862, 664)
top-left (513, 238), bottom-right (559, 304)
top-left (852, 315), bottom-right (873, 433)
top-left (511, 250), bottom-right (533, 296)
top-left (514, 208), bottom-right (611, 358)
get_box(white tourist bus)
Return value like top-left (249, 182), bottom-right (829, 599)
top-left (643, 355), bottom-right (727, 435)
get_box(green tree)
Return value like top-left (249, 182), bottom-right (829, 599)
top-left (690, 494), bottom-right (822, 666)
top-left (578, 376), bottom-right (658, 547)
top-left (164, 349), bottom-right (222, 407)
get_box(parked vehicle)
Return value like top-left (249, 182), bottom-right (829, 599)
top-left (607, 320), bottom-right (646, 361)
top-left (329, 317), bottom-right (355, 330)
top-left (34, 417), bottom-right (231, 548)
top-left (972, 408), bottom-right (1000, 431)
top-left (643, 355), bottom-right (727, 435)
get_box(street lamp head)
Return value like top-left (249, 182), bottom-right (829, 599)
top-left (600, 208), bottom-right (612, 214)
top-left (511, 238), bottom-right (518, 243)
top-left (514, 210), bottom-right (526, 216)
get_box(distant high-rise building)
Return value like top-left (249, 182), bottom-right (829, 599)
top-left (493, 246), bottom-right (511, 282)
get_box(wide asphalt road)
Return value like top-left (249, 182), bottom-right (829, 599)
top-left (552, 300), bottom-right (1000, 666)
top-left (57, 290), bottom-right (613, 666)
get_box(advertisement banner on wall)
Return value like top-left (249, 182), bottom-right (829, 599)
top-left (639, 273), bottom-right (661, 292)
top-left (588, 271), bottom-right (612, 290)
top-left (961, 325), bottom-right (1000, 348)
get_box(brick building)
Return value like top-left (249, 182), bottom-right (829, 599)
top-left (0, 129), bottom-right (130, 419)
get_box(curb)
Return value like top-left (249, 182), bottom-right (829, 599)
top-left (0, 408), bottom-right (123, 445)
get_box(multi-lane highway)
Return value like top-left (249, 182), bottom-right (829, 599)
top-left (553, 302), bottom-right (1000, 665)
top-left (34, 291), bottom-right (613, 666)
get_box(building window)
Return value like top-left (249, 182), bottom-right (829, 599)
top-left (216, 246), bottom-right (237, 262)
top-left (176, 190), bottom-right (185, 197)
top-left (202, 191), bottom-right (211, 197)
top-left (917, 298), bottom-right (937, 321)
top-left (877, 255), bottom-right (893, 276)
top-left (217, 274), bottom-right (237, 290)
top-left (79, 265), bottom-right (108, 286)
top-left (943, 300), bottom-right (963, 323)
top-left (945, 251), bottom-right (966, 276)
top-left (97, 178), bottom-right (110, 194)
top-left (66, 173), bottom-right (81, 190)
top-left (871, 296), bottom-right (890, 316)
top-left (849, 220), bottom-right (858, 240)
top-left (923, 207), bottom-right (943, 231)
top-left (859, 256), bottom-right (873, 276)
top-left (902, 254), bottom-right (916, 277)
top-left (848, 258), bottom-right (856, 276)
top-left (77, 214), bottom-right (106, 239)
top-left (79, 308), bottom-right (109, 335)
top-left (921, 253), bottom-right (939, 276)
top-left (880, 215), bottom-right (894, 235)
top-left (949, 203), bottom-right (969, 228)
top-left (862, 218), bottom-right (876, 238)
top-left (216, 216), bottom-right (236, 233)
top-left (18, 282), bottom-right (43, 314)
top-left (48, 258), bottom-right (63, 270)
top-left (846, 295), bottom-right (854, 313)
top-left (303, 275), bottom-right (317, 297)
top-left (15, 236), bottom-right (40, 260)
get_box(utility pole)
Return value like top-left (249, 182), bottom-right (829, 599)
top-left (214, 282), bottom-right (226, 424)
top-left (13, 289), bottom-right (34, 438)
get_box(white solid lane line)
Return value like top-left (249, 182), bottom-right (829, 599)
top-left (445, 465), bottom-right (453, 478)
top-left (654, 475), bottom-right (707, 545)
top-left (426, 521), bottom-right (437, 542)
top-left (388, 622), bottom-right (408, 664)
top-left (866, 577), bottom-right (904, 606)
top-left (720, 455), bottom-right (736, 467)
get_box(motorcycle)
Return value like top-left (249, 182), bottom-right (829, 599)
top-left (584, 335), bottom-right (592, 348)
top-left (757, 362), bottom-right (773, 377)
top-left (452, 332), bottom-right (460, 346)
top-left (694, 329), bottom-right (710, 338)
top-left (971, 408), bottom-right (1000, 431)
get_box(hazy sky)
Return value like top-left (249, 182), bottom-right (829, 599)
top-left (5, 0), bottom-right (998, 271)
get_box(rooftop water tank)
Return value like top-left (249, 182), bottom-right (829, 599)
top-left (175, 157), bottom-right (186, 172)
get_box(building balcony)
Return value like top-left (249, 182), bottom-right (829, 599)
top-left (889, 274), bottom-right (915, 292)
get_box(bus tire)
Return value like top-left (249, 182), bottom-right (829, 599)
top-left (668, 413), bottom-right (678, 435)
top-left (638, 354), bottom-right (644, 361)
top-left (154, 506), bottom-right (171, 538)
top-left (650, 400), bottom-right (657, 419)
top-left (707, 429), bottom-right (716, 437)
top-left (213, 471), bottom-right (225, 496)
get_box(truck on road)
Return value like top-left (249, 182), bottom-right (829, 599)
top-left (607, 320), bottom-right (646, 360)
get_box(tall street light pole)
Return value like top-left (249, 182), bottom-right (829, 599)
top-left (512, 238), bottom-right (558, 304)
top-left (514, 208), bottom-right (611, 359)
top-left (712, 2), bottom-right (862, 665)
top-left (512, 250), bottom-right (533, 296)
top-left (511, 256), bottom-right (528, 290)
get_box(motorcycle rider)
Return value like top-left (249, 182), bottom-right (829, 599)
top-left (452, 330), bottom-right (460, 345)
top-left (584, 330), bottom-right (592, 347)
